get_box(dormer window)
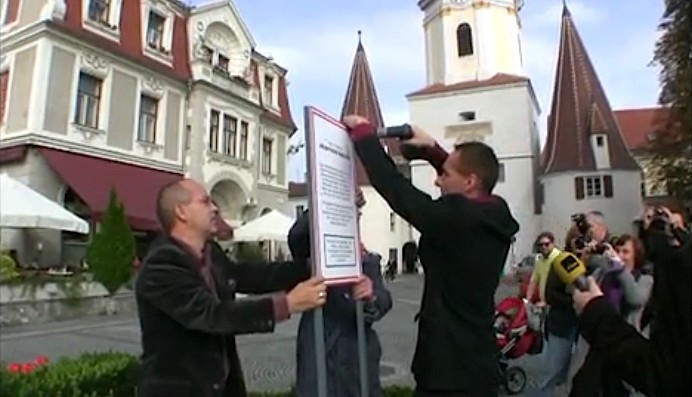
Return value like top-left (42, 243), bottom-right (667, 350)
top-left (217, 54), bottom-right (229, 71)
top-left (647, 131), bottom-right (657, 142)
top-left (88, 0), bottom-right (110, 24)
top-left (146, 12), bottom-right (165, 50)
top-left (596, 135), bottom-right (604, 147)
top-left (141, 1), bottom-right (174, 64)
top-left (82, 0), bottom-right (122, 40)
top-left (264, 75), bottom-right (274, 106)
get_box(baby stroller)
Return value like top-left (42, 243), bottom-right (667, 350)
top-left (494, 296), bottom-right (544, 395)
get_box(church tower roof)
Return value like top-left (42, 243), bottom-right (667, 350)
top-left (340, 31), bottom-right (401, 185)
top-left (542, 4), bottom-right (639, 174)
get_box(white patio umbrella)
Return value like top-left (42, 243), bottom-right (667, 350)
top-left (0, 173), bottom-right (89, 234)
top-left (233, 210), bottom-right (295, 242)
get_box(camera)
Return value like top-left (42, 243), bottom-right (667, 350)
top-left (570, 213), bottom-right (606, 254)
top-left (649, 207), bottom-right (671, 232)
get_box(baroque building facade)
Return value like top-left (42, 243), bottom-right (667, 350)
top-left (0, 0), bottom-right (295, 265)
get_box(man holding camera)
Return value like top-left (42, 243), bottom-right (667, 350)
top-left (572, 209), bottom-right (691, 396)
top-left (342, 115), bottom-right (519, 396)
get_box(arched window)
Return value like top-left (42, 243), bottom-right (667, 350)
top-left (456, 23), bottom-right (473, 57)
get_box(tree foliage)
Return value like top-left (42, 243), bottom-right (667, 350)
top-left (650, 0), bottom-right (692, 205)
top-left (86, 188), bottom-right (135, 295)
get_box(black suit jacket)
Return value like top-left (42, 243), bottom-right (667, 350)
top-left (353, 133), bottom-right (520, 392)
top-left (134, 235), bottom-right (309, 397)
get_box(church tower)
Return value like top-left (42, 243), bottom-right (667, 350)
top-left (420, 0), bottom-right (525, 84)
top-left (408, 0), bottom-right (540, 265)
top-left (341, 32), bottom-right (413, 272)
top-left (540, 5), bottom-right (642, 242)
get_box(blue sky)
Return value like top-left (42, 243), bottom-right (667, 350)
top-left (219, 0), bottom-right (664, 181)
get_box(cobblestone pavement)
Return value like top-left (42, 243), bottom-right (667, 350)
top-left (0, 275), bottom-right (560, 395)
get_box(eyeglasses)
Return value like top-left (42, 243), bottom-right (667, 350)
top-left (538, 242), bottom-right (551, 247)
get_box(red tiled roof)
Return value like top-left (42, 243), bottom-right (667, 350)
top-left (340, 33), bottom-right (399, 185)
top-left (541, 5), bottom-right (639, 174)
top-left (38, 147), bottom-right (183, 231)
top-left (407, 73), bottom-right (529, 97)
top-left (614, 107), bottom-right (671, 152)
top-left (53, 0), bottom-right (191, 82)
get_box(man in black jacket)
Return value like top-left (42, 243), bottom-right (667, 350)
top-left (135, 178), bottom-right (327, 397)
top-left (572, 217), bottom-right (691, 397)
top-left (342, 116), bottom-right (520, 396)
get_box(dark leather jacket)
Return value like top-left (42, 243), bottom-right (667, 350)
top-left (134, 235), bottom-right (309, 397)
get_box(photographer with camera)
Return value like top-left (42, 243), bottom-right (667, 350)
top-left (571, 207), bottom-right (691, 396)
top-left (569, 236), bottom-right (655, 396)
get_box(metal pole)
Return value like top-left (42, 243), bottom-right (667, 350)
top-left (304, 106), bottom-right (328, 397)
top-left (356, 299), bottom-right (369, 397)
top-left (313, 307), bottom-right (328, 397)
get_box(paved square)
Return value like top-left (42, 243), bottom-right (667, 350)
top-left (0, 275), bottom-right (554, 395)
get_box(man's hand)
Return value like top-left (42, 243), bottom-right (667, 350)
top-left (286, 276), bottom-right (327, 314)
top-left (402, 125), bottom-right (436, 148)
top-left (342, 115), bottom-right (370, 129)
top-left (342, 115), bottom-right (374, 142)
top-left (352, 275), bottom-right (374, 301)
top-left (572, 276), bottom-right (603, 315)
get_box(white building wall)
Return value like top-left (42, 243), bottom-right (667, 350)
top-left (541, 170), bottom-right (643, 247)
top-left (358, 186), bottom-right (410, 269)
top-left (408, 83), bottom-right (541, 263)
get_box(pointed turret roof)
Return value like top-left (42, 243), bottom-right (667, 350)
top-left (542, 5), bottom-right (639, 174)
top-left (340, 32), bottom-right (402, 185)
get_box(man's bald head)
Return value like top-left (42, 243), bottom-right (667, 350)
top-left (586, 210), bottom-right (609, 242)
top-left (156, 180), bottom-right (193, 232)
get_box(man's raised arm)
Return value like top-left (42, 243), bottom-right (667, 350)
top-left (342, 116), bottom-right (448, 234)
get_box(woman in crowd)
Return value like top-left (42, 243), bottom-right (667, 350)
top-left (612, 235), bottom-right (654, 337)
top-left (570, 235), bottom-right (654, 396)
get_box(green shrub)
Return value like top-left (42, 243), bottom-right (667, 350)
top-left (0, 254), bottom-right (19, 282)
top-left (0, 351), bottom-right (415, 396)
top-left (235, 242), bottom-right (266, 262)
top-left (0, 352), bottom-right (138, 397)
top-left (86, 188), bottom-right (135, 295)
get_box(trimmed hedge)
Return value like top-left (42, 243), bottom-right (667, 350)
top-left (0, 352), bottom-right (414, 397)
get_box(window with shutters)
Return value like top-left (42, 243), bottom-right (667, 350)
top-left (574, 175), bottom-right (613, 200)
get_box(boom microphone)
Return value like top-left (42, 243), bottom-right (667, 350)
top-left (551, 251), bottom-right (589, 292)
top-left (376, 124), bottom-right (413, 140)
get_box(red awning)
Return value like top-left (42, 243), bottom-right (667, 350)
top-left (39, 147), bottom-right (182, 231)
top-left (0, 145), bottom-right (28, 165)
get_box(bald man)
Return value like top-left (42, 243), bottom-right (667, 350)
top-left (135, 179), bottom-right (327, 397)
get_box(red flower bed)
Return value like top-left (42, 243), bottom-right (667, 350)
top-left (6, 355), bottom-right (49, 374)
